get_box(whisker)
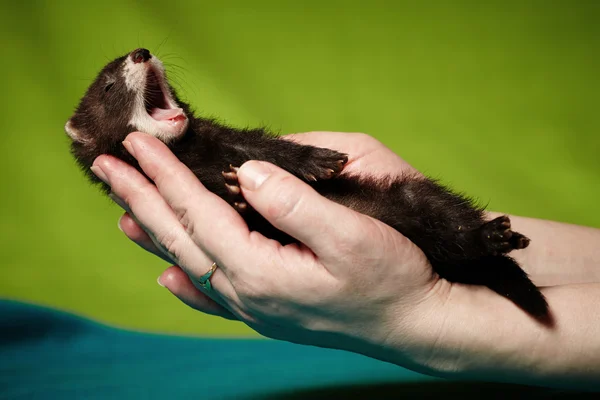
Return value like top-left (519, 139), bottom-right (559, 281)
top-left (165, 72), bottom-right (197, 98)
top-left (154, 30), bottom-right (173, 57)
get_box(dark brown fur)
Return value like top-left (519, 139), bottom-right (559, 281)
top-left (65, 49), bottom-right (551, 324)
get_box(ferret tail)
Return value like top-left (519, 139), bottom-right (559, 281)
top-left (443, 255), bottom-right (551, 325)
top-left (473, 255), bottom-right (551, 325)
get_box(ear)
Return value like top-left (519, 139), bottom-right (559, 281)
top-left (65, 119), bottom-right (88, 143)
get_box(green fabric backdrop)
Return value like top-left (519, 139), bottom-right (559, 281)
top-left (1, 1), bottom-right (599, 338)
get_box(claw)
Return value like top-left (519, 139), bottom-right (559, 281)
top-left (497, 215), bottom-right (511, 229)
top-left (234, 202), bottom-right (247, 212)
top-left (225, 183), bottom-right (240, 195)
top-left (325, 168), bottom-right (336, 178)
top-left (513, 235), bottom-right (531, 249)
top-left (222, 171), bottom-right (237, 181)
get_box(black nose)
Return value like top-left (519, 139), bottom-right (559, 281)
top-left (131, 48), bottom-right (151, 64)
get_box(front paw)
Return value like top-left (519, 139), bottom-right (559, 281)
top-left (300, 147), bottom-right (348, 182)
top-left (222, 165), bottom-right (248, 214)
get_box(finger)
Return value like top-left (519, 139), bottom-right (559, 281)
top-left (282, 131), bottom-right (357, 152)
top-left (159, 266), bottom-right (238, 320)
top-left (116, 208), bottom-right (239, 312)
top-left (109, 191), bottom-right (175, 263)
top-left (282, 132), bottom-right (362, 171)
top-left (91, 155), bottom-right (240, 306)
top-left (93, 156), bottom-right (209, 271)
top-left (120, 132), bottom-right (269, 274)
top-left (283, 132), bottom-right (418, 179)
top-left (108, 192), bottom-right (177, 264)
top-left (117, 212), bottom-right (174, 264)
top-left (236, 160), bottom-right (381, 264)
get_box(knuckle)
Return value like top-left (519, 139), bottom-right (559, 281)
top-left (112, 159), bottom-right (155, 195)
top-left (152, 160), bottom-right (186, 188)
top-left (174, 202), bottom-right (195, 236)
top-left (122, 181), bottom-right (154, 210)
top-left (154, 226), bottom-right (186, 259)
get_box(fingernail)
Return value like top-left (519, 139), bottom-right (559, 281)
top-left (90, 165), bottom-right (109, 184)
top-left (117, 215), bottom-right (124, 232)
top-left (122, 140), bottom-right (136, 158)
top-left (157, 276), bottom-right (165, 287)
top-left (238, 161), bottom-right (271, 190)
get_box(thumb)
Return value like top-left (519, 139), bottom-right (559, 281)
top-left (236, 160), bottom-right (370, 261)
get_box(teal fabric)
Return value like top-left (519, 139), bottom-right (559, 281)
top-left (0, 299), bottom-right (431, 399)
top-left (1, 299), bottom-right (588, 399)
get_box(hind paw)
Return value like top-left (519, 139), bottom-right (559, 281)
top-left (222, 165), bottom-right (248, 214)
top-left (481, 215), bottom-right (530, 255)
top-left (509, 231), bottom-right (531, 250)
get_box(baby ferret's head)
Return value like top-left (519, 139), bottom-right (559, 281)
top-left (65, 48), bottom-right (190, 174)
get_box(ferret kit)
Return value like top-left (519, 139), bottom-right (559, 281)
top-left (65, 48), bottom-right (550, 323)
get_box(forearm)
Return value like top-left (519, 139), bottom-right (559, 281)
top-left (365, 214), bottom-right (600, 390)
top-left (427, 282), bottom-right (600, 390)
top-left (487, 212), bottom-right (600, 286)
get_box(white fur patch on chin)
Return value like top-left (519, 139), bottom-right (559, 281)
top-left (123, 55), bottom-right (189, 142)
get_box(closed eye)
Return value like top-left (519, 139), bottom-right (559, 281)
top-left (105, 82), bottom-right (114, 92)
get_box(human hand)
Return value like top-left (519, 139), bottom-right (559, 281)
top-left (115, 130), bottom-right (428, 321)
top-left (91, 131), bottom-right (600, 388)
top-left (117, 130), bottom-right (421, 262)
top-left (92, 131), bottom-right (449, 370)
top-left (282, 131), bottom-right (420, 179)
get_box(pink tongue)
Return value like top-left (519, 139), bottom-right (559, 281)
top-left (149, 107), bottom-right (185, 121)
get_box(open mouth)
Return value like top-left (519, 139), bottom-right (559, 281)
top-left (144, 68), bottom-right (187, 131)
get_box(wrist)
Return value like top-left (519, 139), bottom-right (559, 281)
top-left (359, 280), bottom-right (544, 382)
top-left (423, 282), bottom-right (545, 379)
top-left (410, 282), bottom-right (600, 390)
